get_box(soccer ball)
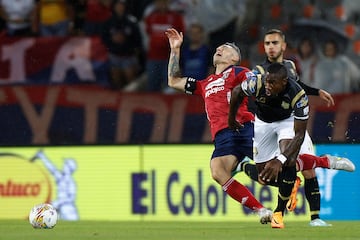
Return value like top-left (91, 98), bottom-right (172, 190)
top-left (29, 203), bottom-right (58, 229)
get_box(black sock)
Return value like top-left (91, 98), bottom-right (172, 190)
top-left (274, 166), bottom-right (297, 214)
top-left (305, 177), bottom-right (321, 220)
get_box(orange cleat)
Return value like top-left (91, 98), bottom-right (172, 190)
top-left (286, 176), bottom-right (301, 211)
top-left (271, 212), bottom-right (284, 229)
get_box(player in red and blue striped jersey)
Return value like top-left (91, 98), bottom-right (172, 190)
top-left (165, 27), bottom-right (272, 224)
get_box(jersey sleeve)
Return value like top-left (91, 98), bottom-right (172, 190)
top-left (252, 65), bottom-right (266, 75)
top-left (241, 73), bottom-right (262, 97)
top-left (297, 81), bottom-right (320, 96)
top-left (292, 90), bottom-right (310, 120)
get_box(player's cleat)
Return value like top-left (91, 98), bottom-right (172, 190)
top-left (231, 156), bottom-right (251, 176)
top-left (326, 155), bottom-right (356, 172)
top-left (257, 208), bottom-right (273, 224)
top-left (309, 218), bottom-right (332, 227)
top-left (271, 212), bottom-right (284, 229)
top-left (286, 176), bottom-right (301, 211)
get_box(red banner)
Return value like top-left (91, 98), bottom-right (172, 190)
top-left (0, 36), bottom-right (108, 85)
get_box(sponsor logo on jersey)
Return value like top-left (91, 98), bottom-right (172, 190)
top-left (248, 76), bottom-right (257, 94)
top-left (245, 71), bottom-right (255, 79)
top-left (241, 81), bottom-right (248, 91)
top-left (205, 78), bottom-right (225, 90)
top-left (281, 101), bottom-right (290, 109)
top-left (205, 78), bottom-right (225, 97)
top-left (296, 95), bottom-right (309, 108)
top-left (303, 106), bottom-right (309, 115)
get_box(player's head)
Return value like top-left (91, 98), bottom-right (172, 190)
top-left (263, 29), bottom-right (287, 62)
top-left (213, 42), bottom-right (241, 67)
top-left (264, 62), bottom-right (288, 96)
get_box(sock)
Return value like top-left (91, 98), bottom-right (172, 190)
top-left (244, 164), bottom-right (259, 182)
top-left (305, 177), bottom-right (321, 221)
top-left (297, 154), bottom-right (330, 171)
top-left (222, 177), bottom-right (263, 210)
top-left (274, 166), bottom-right (296, 214)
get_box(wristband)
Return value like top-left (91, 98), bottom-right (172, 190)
top-left (276, 154), bottom-right (287, 164)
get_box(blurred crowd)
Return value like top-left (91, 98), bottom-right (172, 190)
top-left (1, 0), bottom-right (360, 93)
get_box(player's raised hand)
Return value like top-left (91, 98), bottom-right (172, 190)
top-left (165, 28), bottom-right (183, 49)
top-left (319, 89), bottom-right (335, 107)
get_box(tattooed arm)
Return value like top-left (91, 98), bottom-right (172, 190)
top-left (165, 28), bottom-right (188, 91)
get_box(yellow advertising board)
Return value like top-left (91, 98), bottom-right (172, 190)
top-left (0, 145), bottom-right (309, 221)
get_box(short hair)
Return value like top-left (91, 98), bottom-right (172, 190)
top-left (265, 29), bottom-right (285, 41)
top-left (224, 42), bottom-right (241, 64)
top-left (267, 62), bottom-right (287, 80)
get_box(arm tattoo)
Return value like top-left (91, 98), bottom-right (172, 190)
top-left (169, 53), bottom-right (182, 77)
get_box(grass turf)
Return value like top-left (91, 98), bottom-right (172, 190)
top-left (0, 220), bottom-right (358, 240)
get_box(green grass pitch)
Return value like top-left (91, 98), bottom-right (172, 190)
top-left (0, 220), bottom-right (359, 240)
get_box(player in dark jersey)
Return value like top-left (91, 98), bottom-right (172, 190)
top-left (253, 29), bottom-right (334, 106)
top-left (229, 62), bottom-right (309, 228)
top-left (165, 27), bottom-right (273, 224)
top-left (253, 29), bottom-right (336, 227)
top-left (231, 28), bottom-right (351, 227)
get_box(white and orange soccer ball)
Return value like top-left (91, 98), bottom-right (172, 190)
top-left (29, 203), bottom-right (58, 229)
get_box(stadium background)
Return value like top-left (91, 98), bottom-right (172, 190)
top-left (0, 0), bottom-right (360, 222)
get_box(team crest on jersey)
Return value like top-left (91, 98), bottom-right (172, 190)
top-left (222, 68), bottom-right (231, 79)
top-left (296, 95), bottom-right (309, 108)
top-left (281, 101), bottom-right (290, 109)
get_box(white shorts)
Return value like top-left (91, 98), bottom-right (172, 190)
top-left (253, 115), bottom-right (314, 163)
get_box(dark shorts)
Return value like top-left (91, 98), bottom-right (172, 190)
top-left (211, 122), bottom-right (254, 161)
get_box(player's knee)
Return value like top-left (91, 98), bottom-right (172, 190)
top-left (210, 167), bottom-right (222, 182)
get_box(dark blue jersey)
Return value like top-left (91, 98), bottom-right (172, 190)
top-left (241, 74), bottom-right (309, 123)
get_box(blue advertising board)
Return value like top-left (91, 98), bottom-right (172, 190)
top-left (315, 144), bottom-right (359, 220)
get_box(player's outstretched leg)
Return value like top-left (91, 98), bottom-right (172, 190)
top-left (297, 154), bottom-right (355, 172)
